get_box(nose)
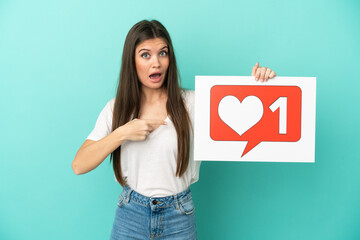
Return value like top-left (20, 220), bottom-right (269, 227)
top-left (151, 55), bottom-right (160, 68)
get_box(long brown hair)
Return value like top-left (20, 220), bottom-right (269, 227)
top-left (110, 20), bottom-right (192, 186)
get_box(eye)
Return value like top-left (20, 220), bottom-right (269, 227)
top-left (159, 51), bottom-right (168, 57)
top-left (141, 53), bottom-right (150, 58)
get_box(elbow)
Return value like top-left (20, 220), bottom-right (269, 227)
top-left (72, 161), bottom-right (82, 175)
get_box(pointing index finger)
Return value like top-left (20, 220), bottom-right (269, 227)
top-left (145, 119), bottom-right (168, 127)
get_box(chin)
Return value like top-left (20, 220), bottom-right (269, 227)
top-left (142, 81), bottom-right (165, 90)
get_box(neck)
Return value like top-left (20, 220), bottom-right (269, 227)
top-left (141, 86), bottom-right (167, 103)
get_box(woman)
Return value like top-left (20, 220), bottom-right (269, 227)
top-left (72, 20), bottom-right (276, 239)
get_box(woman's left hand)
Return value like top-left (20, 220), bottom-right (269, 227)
top-left (251, 62), bottom-right (276, 82)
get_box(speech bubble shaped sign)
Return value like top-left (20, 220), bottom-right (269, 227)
top-left (210, 85), bottom-right (302, 157)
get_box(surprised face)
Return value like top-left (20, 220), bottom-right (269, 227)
top-left (135, 38), bottom-right (170, 91)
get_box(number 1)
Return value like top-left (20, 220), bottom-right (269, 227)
top-left (269, 97), bottom-right (287, 134)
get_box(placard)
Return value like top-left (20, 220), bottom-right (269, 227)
top-left (194, 76), bottom-right (316, 162)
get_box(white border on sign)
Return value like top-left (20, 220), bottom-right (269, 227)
top-left (194, 76), bottom-right (316, 163)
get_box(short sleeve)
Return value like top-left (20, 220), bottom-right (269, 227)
top-left (86, 98), bottom-right (115, 141)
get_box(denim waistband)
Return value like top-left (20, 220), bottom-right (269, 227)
top-left (121, 184), bottom-right (192, 208)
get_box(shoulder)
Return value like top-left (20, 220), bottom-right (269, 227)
top-left (181, 89), bottom-right (195, 115)
top-left (181, 89), bottom-right (194, 104)
top-left (87, 97), bottom-right (115, 140)
top-left (97, 97), bottom-right (115, 120)
top-left (104, 97), bottom-right (116, 113)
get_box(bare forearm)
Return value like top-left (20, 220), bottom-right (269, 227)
top-left (72, 128), bottom-right (124, 175)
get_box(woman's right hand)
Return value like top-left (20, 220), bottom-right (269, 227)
top-left (117, 118), bottom-right (167, 141)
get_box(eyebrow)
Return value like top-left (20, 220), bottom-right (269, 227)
top-left (138, 46), bottom-right (168, 53)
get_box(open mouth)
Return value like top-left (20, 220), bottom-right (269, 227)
top-left (149, 73), bottom-right (162, 79)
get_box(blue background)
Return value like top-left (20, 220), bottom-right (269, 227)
top-left (1, 0), bottom-right (359, 239)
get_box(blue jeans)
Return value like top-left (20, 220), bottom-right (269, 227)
top-left (110, 185), bottom-right (197, 239)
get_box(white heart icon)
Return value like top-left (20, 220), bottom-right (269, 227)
top-left (218, 95), bottom-right (264, 136)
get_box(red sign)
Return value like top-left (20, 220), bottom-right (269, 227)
top-left (210, 85), bottom-right (302, 157)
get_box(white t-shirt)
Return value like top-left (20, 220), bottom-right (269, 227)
top-left (86, 90), bottom-right (201, 197)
